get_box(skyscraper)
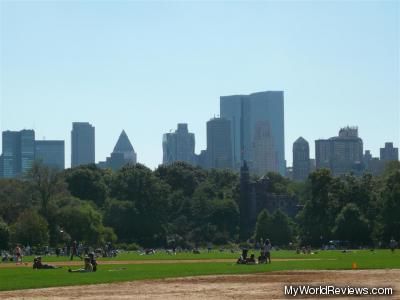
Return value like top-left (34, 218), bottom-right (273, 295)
top-left (220, 91), bottom-right (285, 175)
top-left (252, 121), bottom-right (278, 176)
top-left (71, 122), bottom-right (95, 167)
top-left (162, 123), bottom-right (195, 165)
top-left (206, 117), bottom-right (233, 169)
top-left (380, 142), bottom-right (399, 161)
top-left (35, 140), bottom-right (65, 170)
top-left (293, 137), bottom-right (310, 181)
top-left (1, 130), bottom-right (35, 178)
top-left (108, 130), bottom-right (137, 170)
top-left (315, 126), bottom-right (363, 176)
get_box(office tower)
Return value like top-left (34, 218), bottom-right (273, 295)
top-left (162, 123), bottom-right (195, 165)
top-left (252, 121), bottom-right (278, 175)
top-left (107, 130), bottom-right (137, 170)
top-left (35, 140), bottom-right (65, 170)
top-left (220, 91), bottom-right (285, 175)
top-left (1, 130), bottom-right (35, 178)
top-left (71, 122), bottom-right (95, 167)
top-left (293, 137), bottom-right (310, 181)
top-left (0, 155), bottom-right (3, 178)
top-left (380, 142), bottom-right (399, 161)
top-left (206, 117), bottom-right (233, 169)
top-left (315, 126), bottom-right (363, 176)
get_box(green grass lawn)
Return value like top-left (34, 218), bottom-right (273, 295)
top-left (0, 250), bottom-right (399, 291)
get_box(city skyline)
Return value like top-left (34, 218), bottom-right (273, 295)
top-left (1, 1), bottom-right (399, 169)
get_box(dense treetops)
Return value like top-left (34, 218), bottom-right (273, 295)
top-left (0, 160), bottom-right (399, 249)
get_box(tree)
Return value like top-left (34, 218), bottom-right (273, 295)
top-left (58, 200), bottom-right (109, 245)
top-left (268, 210), bottom-right (293, 246)
top-left (379, 166), bottom-right (400, 241)
top-left (27, 161), bottom-right (67, 218)
top-left (254, 209), bottom-right (270, 242)
top-left (297, 169), bottom-right (334, 246)
top-left (65, 165), bottom-right (108, 207)
top-left (103, 199), bottom-right (138, 243)
top-left (0, 218), bottom-right (10, 250)
top-left (10, 211), bottom-right (49, 247)
top-left (333, 203), bottom-right (370, 245)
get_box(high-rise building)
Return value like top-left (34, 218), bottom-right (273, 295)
top-left (1, 130), bottom-right (35, 178)
top-left (220, 91), bottom-right (285, 175)
top-left (71, 122), bottom-right (95, 167)
top-left (252, 121), bottom-right (278, 175)
top-left (206, 117), bottom-right (233, 169)
top-left (380, 142), bottom-right (399, 162)
top-left (163, 123), bottom-right (195, 165)
top-left (315, 126), bottom-right (363, 176)
top-left (98, 130), bottom-right (137, 171)
top-left (293, 137), bottom-right (310, 181)
top-left (35, 140), bottom-right (65, 170)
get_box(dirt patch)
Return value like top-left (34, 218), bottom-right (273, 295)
top-left (0, 269), bottom-right (399, 299)
top-left (0, 258), bottom-right (331, 269)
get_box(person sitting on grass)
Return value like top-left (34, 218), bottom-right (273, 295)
top-left (88, 253), bottom-right (98, 272)
top-left (33, 256), bottom-right (61, 269)
top-left (236, 248), bottom-right (248, 264)
top-left (246, 254), bottom-right (256, 265)
top-left (68, 257), bottom-right (93, 273)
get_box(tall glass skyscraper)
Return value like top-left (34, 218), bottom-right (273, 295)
top-left (71, 122), bottom-right (95, 168)
top-left (206, 117), bottom-right (233, 170)
top-left (1, 130), bottom-right (35, 178)
top-left (220, 91), bottom-right (285, 175)
top-left (35, 140), bottom-right (65, 170)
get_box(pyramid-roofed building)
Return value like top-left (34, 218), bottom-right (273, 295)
top-left (98, 130), bottom-right (137, 171)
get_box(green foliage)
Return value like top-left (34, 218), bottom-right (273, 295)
top-left (0, 218), bottom-right (10, 250)
top-left (10, 210), bottom-right (49, 247)
top-left (254, 209), bottom-right (270, 242)
top-left (65, 165), bottom-right (108, 207)
top-left (333, 203), bottom-right (370, 244)
top-left (57, 199), bottom-right (110, 245)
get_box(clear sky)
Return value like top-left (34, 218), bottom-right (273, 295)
top-left (1, 0), bottom-right (399, 169)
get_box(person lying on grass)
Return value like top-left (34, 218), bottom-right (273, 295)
top-left (33, 256), bottom-right (61, 269)
top-left (68, 257), bottom-right (93, 273)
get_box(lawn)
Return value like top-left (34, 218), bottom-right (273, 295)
top-left (0, 250), bottom-right (399, 291)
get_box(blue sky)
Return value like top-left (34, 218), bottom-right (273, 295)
top-left (1, 1), bottom-right (399, 169)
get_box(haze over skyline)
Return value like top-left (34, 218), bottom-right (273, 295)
top-left (1, 1), bottom-right (399, 169)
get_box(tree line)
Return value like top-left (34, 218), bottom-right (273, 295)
top-left (0, 160), bottom-right (399, 250)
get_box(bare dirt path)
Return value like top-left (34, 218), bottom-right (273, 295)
top-left (0, 269), bottom-right (399, 299)
top-left (0, 258), bottom-right (332, 269)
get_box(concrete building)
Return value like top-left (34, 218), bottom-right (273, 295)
top-left (206, 117), bottom-right (233, 169)
top-left (163, 123), bottom-right (195, 165)
top-left (71, 122), bottom-right (95, 167)
top-left (1, 130), bottom-right (35, 178)
top-left (220, 91), bottom-right (285, 175)
top-left (98, 130), bottom-right (137, 171)
top-left (252, 121), bottom-right (278, 175)
top-left (35, 140), bottom-right (65, 170)
top-left (315, 126), bottom-right (363, 176)
top-left (293, 137), bottom-right (310, 181)
top-left (380, 142), bottom-right (399, 162)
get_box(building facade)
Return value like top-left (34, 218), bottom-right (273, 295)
top-left (71, 122), bottom-right (95, 167)
top-left (1, 130), bottom-right (35, 178)
top-left (252, 121), bottom-right (278, 175)
top-left (206, 117), bottom-right (233, 169)
top-left (315, 126), bottom-right (363, 176)
top-left (220, 91), bottom-right (285, 175)
top-left (380, 142), bottom-right (399, 162)
top-left (292, 137), bottom-right (310, 181)
top-left (35, 140), bottom-right (65, 170)
top-left (98, 130), bottom-right (137, 171)
top-left (162, 123), bottom-right (195, 165)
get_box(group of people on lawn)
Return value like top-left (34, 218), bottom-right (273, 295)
top-left (237, 239), bottom-right (272, 265)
